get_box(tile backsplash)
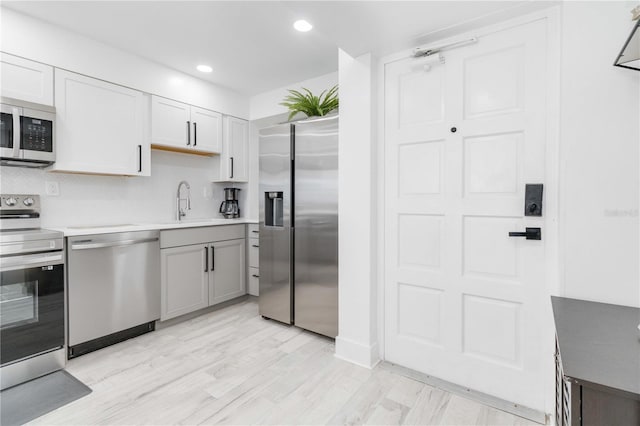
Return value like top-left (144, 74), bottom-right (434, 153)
top-left (0, 150), bottom-right (251, 228)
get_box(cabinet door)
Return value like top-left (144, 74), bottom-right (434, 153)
top-left (161, 244), bottom-right (209, 320)
top-left (209, 239), bottom-right (246, 305)
top-left (220, 116), bottom-right (249, 182)
top-left (0, 53), bottom-right (53, 105)
top-left (151, 95), bottom-right (191, 149)
top-left (191, 106), bottom-right (222, 154)
top-left (53, 69), bottom-right (146, 175)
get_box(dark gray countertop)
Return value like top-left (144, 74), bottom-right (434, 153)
top-left (551, 296), bottom-right (640, 398)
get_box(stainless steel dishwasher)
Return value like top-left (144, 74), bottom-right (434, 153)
top-left (67, 230), bottom-right (160, 358)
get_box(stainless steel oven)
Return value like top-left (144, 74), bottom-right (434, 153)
top-left (0, 195), bottom-right (65, 390)
top-left (0, 97), bottom-right (55, 168)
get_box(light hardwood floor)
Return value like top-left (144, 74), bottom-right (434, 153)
top-left (30, 299), bottom-right (538, 425)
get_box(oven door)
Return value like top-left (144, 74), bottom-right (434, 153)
top-left (0, 251), bottom-right (64, 366)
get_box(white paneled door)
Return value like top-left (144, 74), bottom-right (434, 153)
top-left (384, 19), bottom-right (548, 410)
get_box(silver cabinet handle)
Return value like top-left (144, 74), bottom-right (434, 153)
top-left (229, 157), bottom-right (234, 179)
top-left (138, 145), bottom-right (142, 173)
top-left (252, 274), bottom-right (260, 278)
top-left (204, 246), bottom-right (208, 272)
top-left (186, 121), bottom-right (191, 145)
top-left (251, 230), bottom-right (259, 234)
top-left (252, 244), bottom-right (259, 248)
top-left (71, 237), bottom-right (159, 250)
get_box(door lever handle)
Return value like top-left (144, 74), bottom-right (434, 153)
top-left (508, 228), bottom-right (541, 240)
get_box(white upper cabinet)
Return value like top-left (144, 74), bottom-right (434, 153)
top-left (217, 116), bottom-right (249, 182)
top-left (0, 53), bottom-right (54, 105)
top-left (52, 69), bottom-right (149, 176)
top-left (150, 96), bottom-right (190, 148)
top-left (151, 95), bottom-right (222, 154)
top-left (191, 106), bottom-right (222, 153)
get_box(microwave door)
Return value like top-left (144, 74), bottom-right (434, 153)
top-left (0, 104), bottom-right (22, 159)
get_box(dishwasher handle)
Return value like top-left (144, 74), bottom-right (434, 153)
top-left (71, 237), bottom-right (159, 250)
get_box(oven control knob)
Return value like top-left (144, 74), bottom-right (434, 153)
top-left (5, 197), bottom-right (17, 206)
top-left (23, 197), bottom-right (35, 207)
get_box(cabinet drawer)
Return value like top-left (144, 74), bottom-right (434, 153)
top-left (248, 267), bottom-right (259, 296)
top-left (161, 225), bottom-right (245, 248)
top-left (249, 240), bottom-right (259, 268)
top-left (248, 224), bottom-right (259, 236)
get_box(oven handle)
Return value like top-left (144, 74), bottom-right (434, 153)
top-left (0, 252), bottom-right (63, 272)
top-left (12, 106), bottom-right (20, 158)
top-left (70, 237), bottom-right (159, 250)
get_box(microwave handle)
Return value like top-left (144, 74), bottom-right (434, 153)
top-left (12, 107), bottom-right (20, 158)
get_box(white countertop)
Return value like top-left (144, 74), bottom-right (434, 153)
top-left (50, 218), bottom-right (258, 237)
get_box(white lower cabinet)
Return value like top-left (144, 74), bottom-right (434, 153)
top-left (161, 244), bottom-right (209, 320)
top-left (160, 225), bottom-right (246, 321)
top-left (209, 239), bottom-right (246, 305)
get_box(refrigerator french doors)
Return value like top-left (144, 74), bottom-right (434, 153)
top-left (258, 115), bottom-right (338, 338)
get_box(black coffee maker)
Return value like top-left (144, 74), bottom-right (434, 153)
top-left (219, 188), bottom-right (241, 219)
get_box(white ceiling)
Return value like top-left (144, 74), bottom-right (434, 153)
top-left (3, 1), bottom-right (556, 95)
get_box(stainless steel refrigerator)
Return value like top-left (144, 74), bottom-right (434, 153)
top-left (258, 115), bottom-right (338, 338)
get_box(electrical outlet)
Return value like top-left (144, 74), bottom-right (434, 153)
top-left (203, 185), bottom-right (213, 199)
top-left (45, 181), bottom-right (59, 196)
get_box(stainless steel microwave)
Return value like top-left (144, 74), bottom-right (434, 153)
top-left (0, 97), bottom-right (55, 168)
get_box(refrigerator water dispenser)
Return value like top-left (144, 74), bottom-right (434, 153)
top-left (265, 192), bottom-right (283, 227)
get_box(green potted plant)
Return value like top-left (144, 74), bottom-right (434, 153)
top-left (280, 85), bottom-right (338, 121)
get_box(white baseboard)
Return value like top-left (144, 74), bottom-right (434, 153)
top-left (334, 336), bottom-right (380, 369)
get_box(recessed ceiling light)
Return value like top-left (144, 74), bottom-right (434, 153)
top-left (197, 64), bottom-right (213, 73)
top-left (293, 20), bottom-right (312, 32)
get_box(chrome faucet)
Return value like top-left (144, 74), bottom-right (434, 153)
top-left (176, 180), bottom-right (191, 221)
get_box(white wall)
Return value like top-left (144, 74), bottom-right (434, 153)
top-left (559, 1), bottom-right (640, 307)
top-left (0, 7), bottom-right (255, 226)
top-left (0, 7), bottom-right (249, 119)
top-left (249, 71), bottom-right (338, 120)
top-left (0, 151), bottom-right (248, 227)
top-left (335, 50), bottom-right (378, 368)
